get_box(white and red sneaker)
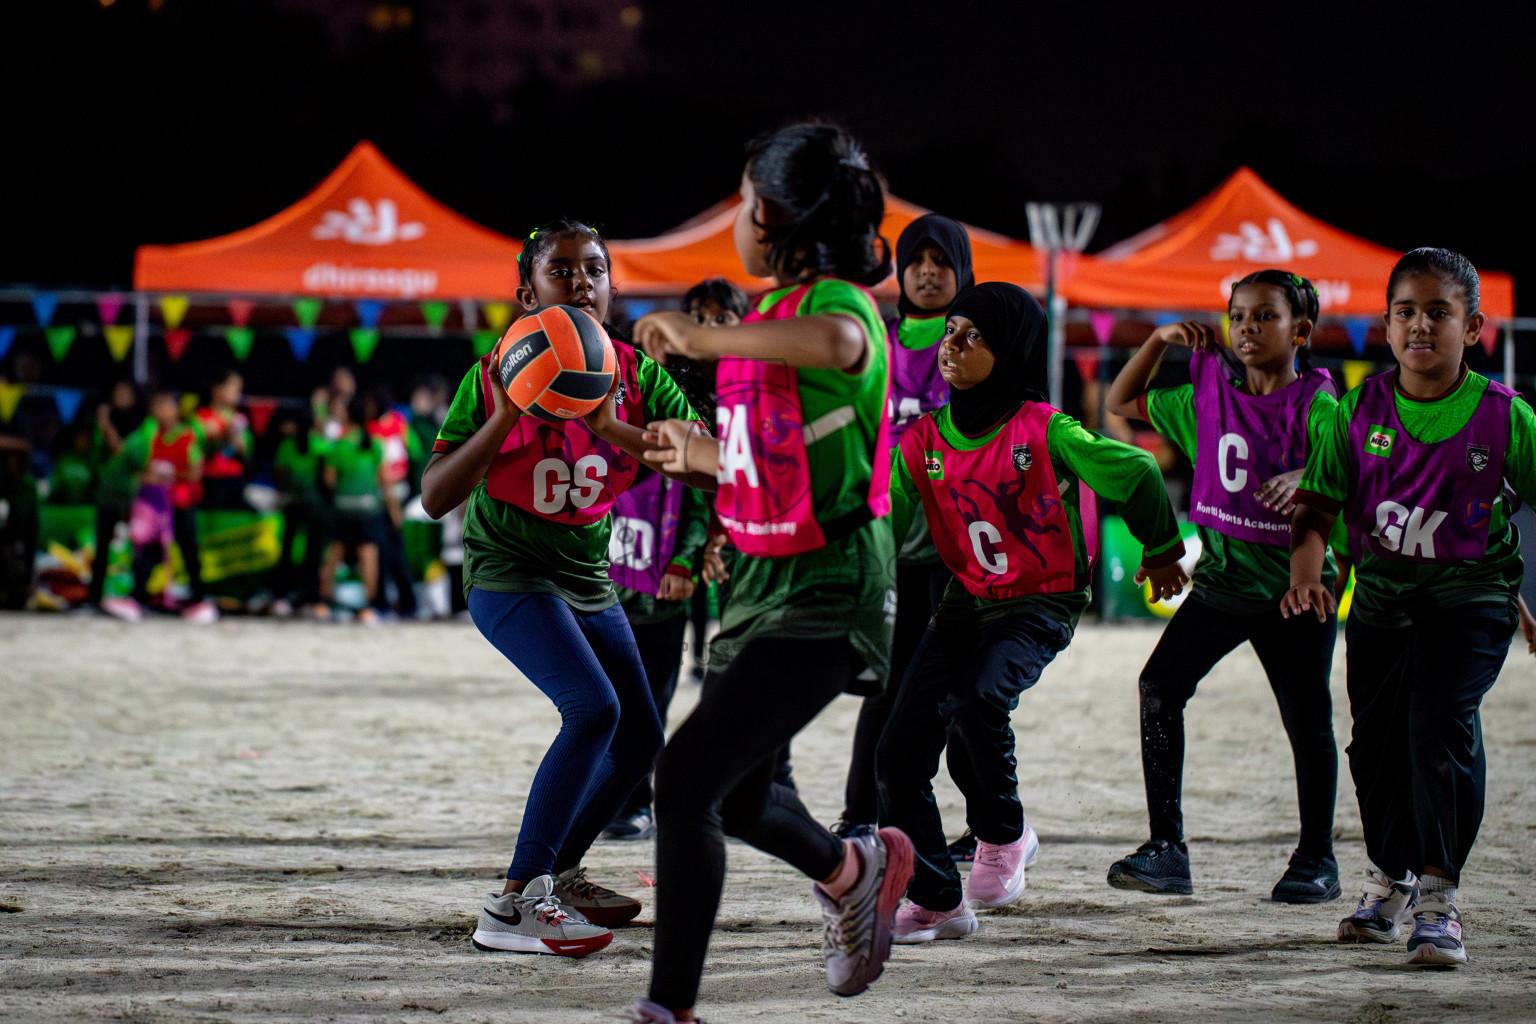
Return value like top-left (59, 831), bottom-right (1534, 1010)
top-left (965, 825), bottom-right (1039, 909)
top-left (471, 874), bottom-right (612, 957)
top-left (891, 899), bottom-right (979, 944)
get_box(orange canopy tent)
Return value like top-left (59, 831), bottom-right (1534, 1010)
top-left (1061, 167), bottom-right (1514, 319)
top-left (608, 194), bottom-right (1044, 297)
top-left (134, 140), bottom-right (524, 300)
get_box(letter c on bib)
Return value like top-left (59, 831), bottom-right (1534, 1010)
top-left (968, 520), bottom-right (1009, 575)
top-left (1217, 432), bottom-right (1250, 493)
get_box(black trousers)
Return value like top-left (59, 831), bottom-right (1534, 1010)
top-left (274, 503), bottom-right (325, 605)
top-left (378, 516), bottom-right (417, 615)
top-left (621, 611), bottom-right (689, 811)
top-left (132, 507), bottom-right (204, 604)
top-left (840, 561), bottom-right (952, 825)
top-left (1138, 594), bottom-right (1338, 857)
top-left (876, 609), bottom-right (1072, 911)
top-left (649, 636), bottom-right (854, 1011)
top-left (1344, 605), bottom-right (1514, 884)
top-left (86, 500), bottom-right (129, 606)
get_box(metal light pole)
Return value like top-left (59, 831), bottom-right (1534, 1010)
top-left (1026, 202), bottom-right (1099, 408)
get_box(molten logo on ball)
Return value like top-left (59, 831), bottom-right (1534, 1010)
top-left (493, 305), bottom-right (617, 422)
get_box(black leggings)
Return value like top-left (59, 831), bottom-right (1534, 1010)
top-left (622, 613), bottom-right (689, 810)
top-left (132, 507), bottom-right (204, 604)
top-left (841, 561), bottom-right (951, 824)
top-left (1344, 605), bottom-right (1513, 884)
top-left (649, 636), bottom-right (855, 1011)
top-left (1138, 594), bottom-right (1337, 856)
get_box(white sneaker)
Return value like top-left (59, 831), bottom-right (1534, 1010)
top-left (471, 875), bottom-right (612, 957)
top-left (180, 599), bottom-right (219, 624)
top-left (1338, 866), bottom-right (1418, 943)
top-left (1406, 890), bottom-right (1467, 966)
top-left (813, 826), bottom-right (914, 997)
top-left (102, 596), bottom-right (145, 622)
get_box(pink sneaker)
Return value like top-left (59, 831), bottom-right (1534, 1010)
top-left (102, 596), bottom-right (145, 622)
top-left (180, 599), bottom-right (220, 625)
top-left (891, 899), bottom-right (978, 944)
top-left (965, 825), bottom-right (1039, 909)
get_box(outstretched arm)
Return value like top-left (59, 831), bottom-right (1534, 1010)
top-left (1106, 321), bottom-right (1218, 419)
top-left (633, 310), bottom-right (868, 372)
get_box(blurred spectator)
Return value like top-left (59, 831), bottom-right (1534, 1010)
top-left (407, 374), bottom-right (450, 486)
top-left (47, 423), bottom-right (96, 505)
top-left (195, 368), bottom-right (252, 510)
top-left (0, 435), bottom-right (39, 609)
top-left (316, 366), bottom-right (358, 439)
top-left (319, 393), bottom-right (397, 624)
top-left (363, 384), bottom-right (419, 618)
top-left (85, 405), bottom-right (154, 609)
top-left (95, 379), bottom-right (145, 460)
top-left (271, 408), bottom-right (329, 617)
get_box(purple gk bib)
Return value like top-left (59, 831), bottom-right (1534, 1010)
top-left (887, 316), bottom-right (949, 451)
top-left (1343, 370), bottom-right (1514, 562)
top-left (607, 470), bottom-right (683, 594)
top-left (1187, 349), bottom-right (1336, 546)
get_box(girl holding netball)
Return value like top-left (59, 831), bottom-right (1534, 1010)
top-left (877, 282), bottom-right (1187, 943)
top-left (618, 123), bottom-right (910, 1024)
top-left (834, 213), bottom-right (972, 842)
top-left (1104, 270), bottom-right (1342, 903)
top-left (420, 219), bottom-right (699, 958)
top-left (1286, 248), bottom-right (1536, 966)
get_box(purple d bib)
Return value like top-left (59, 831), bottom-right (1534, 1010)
top-left (1344, 371), bottom-right (1513, 562)
top-left (607, 470), bottom-right (684, 593)
top-left (888, 317), bottom-right (949, 451)
top-left (1187, 349), bottom-right (1336, 546)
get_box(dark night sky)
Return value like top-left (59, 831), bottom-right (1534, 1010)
top-left (5, 0), bottom-right (1536, 310)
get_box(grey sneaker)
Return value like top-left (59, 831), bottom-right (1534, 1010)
top-left (1338, 867), bottom-right (1418, 943)
top-left (1406, 891), bottom-right (1466, 966)
top-left (813, 826), bottom-right (914, 997)
top-left (471, 875), bottom-right (612, 957)
top-left (552, 866), bottom-right (642, 927)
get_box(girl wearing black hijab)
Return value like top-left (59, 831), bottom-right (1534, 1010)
top-left (834, 214), bottom-right (974, 840)
top-left (875, 282), bottom-right (1190, 942)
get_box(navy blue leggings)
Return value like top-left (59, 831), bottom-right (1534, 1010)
top-left (468, 588), bottom-right (663, 881)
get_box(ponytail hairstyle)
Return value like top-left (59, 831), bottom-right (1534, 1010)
top-left (517, 218), bottom-right (612, 289)
top-left (1386, 247), bottom-right (1481, 317)
top-left (1230, 269), bottom-right (1320, 373)
top-left (743, 122), bottom-right (892, 288)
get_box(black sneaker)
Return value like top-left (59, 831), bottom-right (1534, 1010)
top-left (602, 806), bottom-right (655, 842)
top-left (1271, 852), bottom-right (1342, 904)
top-left (1107, 838), bottom-right (1193, 894)
top-left (948, 829), bottom-right (977, 864)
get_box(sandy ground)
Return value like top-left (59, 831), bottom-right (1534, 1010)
top-left (1, 614), bottom-right (1534, 1024)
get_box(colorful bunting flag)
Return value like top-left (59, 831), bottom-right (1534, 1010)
top-left (1343, 359), bottom-right (1373, 392)
top-left (1073, 352), bottom-right (1101, 382)
top-left (284, 326), bottom-right (315, 362)
top-left (103, 325), bottom-right (135, 362)
top-left (225, 326), bottom-right (255, 362)
top-left (1344, 317), bottom-right (1371, 355)
top-left (0, 383), bottom-right (23, 422)
top-left (0, 326), bottom-right (14, 361)
top-left (1088, 310), bottom-right (1116, 346)
top-left (1218, 315), bottom-right (1231, 346)
top-left (292, 297), bottom-right (323, 328)
top-left (164, 328), bottom-right (193, 361)
top-left (96, 294), bottom-right (124, 325)
top-left (1479, 317), bottom-right (1500, 356)
top-left (473, 330), bottom-right (499, 358)
top-left (354, 299), bottom-right (384, 329)
top-left (180, 393), bottom-right (199, 419)
top-left (45, 325), bottom-right (76, 361)
top-left (159, 295), bottom-right (190, 330)
top-left (227, 298), bottom-right (256, 327)
top-left (32, 292), bottom-right (58, 326)
top-left (1153, 312), bottom-right (1182, 328)
top-left (350, 328), bottom-right (380, 363)
top-left (421, 300), bottom-right (449, 330)
top-left (245, 397), bottom-right (279, 438)
top-left (53, 387), bottom-right (84, 425)
top-left (482, 302), bottom-right (513, 334)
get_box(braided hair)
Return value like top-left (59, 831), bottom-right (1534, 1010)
top-left (1230, 269), bottom-right (1320, 373)
top-left (744, 122), bottom-right (892, 288)
top-left (517, 218), bottom-right (611, 288)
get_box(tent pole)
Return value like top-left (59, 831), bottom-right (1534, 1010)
top-left (133, 293), bottom-right (150, 386)
top-left (1045, 246), bottom-right (1063, 408)
top-left (1504, 322), bottom-right (1516, 388)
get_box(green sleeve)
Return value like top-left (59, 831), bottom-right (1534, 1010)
top-left (1046, 413), bottom-right (1183, 563)
top-left (637, 348), bottom-right (703, 423)
top-left (1143, 384), bottom-right (1197, 462)
top-left (122, 421), bottom-right (154, 473)
top-left (668, 483), bottom-right (710, 572)
top-left (436, 363), bottom-right (487, 449)
top-left (799, 278), bottom-right (885, 365)
top-left (889, 445), bottom-right (923, 550)
top-left (1503, 397), bottom-right (1536, 508)
top-left (1297, 389), bottom-right (1356, 509)
top-left (187, 434), bottom-right (204, 470)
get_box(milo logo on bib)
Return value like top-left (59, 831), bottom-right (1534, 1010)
top-left (1365, 425), bottom-right (1397, 458)
top-left (924, 451), bottom-right (944, 479)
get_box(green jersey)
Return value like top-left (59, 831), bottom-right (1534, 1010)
top-left (892, 404), bottom-right (1185, 629)
top-left (1145, 382), bottom-right (1339, 611)
top-left (435, 346), bottom-right (698, 611)
top-left (274, 434), bottom-right (329, 506)
top-left (324, 430), bottom-right (385, 513)
top-left (711, 278), bottom-right (896, 685)
top-left (1298, 369), bottom-right (1536, 623)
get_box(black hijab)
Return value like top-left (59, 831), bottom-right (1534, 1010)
top-left (947, 282), bottom-right (1049, 436)
top-left (895, 214), bottom-right (974, 317)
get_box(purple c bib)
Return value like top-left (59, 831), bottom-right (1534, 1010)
top-left (1343, 371), bottom-right (1513, 562)
top-left (607, 470), bottom-right (684, 594)
top-left (1187, 349), bottom-right (1336, 546)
